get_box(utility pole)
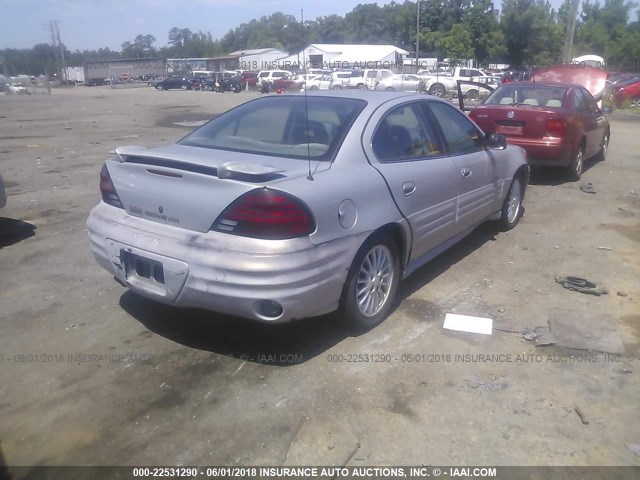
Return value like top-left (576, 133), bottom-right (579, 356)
top-left (562, 0), bottom-right (581, 63)
top-left (49, 21), bottom-right (61, 81)
top-left (53, 21), bottom-right (68, 85)
top-left (415, 0), bottom-right (420, 68)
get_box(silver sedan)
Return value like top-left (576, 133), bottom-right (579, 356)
top-left (87, 91), bottom-right (528, 331)
top-left (375, 74), bottom-right (425, 92)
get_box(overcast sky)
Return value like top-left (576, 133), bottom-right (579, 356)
top-left (0, 0), bottom-right (588, 51)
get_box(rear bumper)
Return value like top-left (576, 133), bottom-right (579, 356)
top-left (87, 202), bottom-right (362, 323)
top-left (505, 138), bottom-right (573, 166)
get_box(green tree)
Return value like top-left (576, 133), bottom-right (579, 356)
top-left (500, 0), bottom-right (562, 67)
top-left (345, 3), bottom-right (393, 43)
top-left (465, 0), bottom-right (501, 63)
top-left (436, 23), bottom-right (474, 64)
top-left (121, 34), bottom-right (156, 58)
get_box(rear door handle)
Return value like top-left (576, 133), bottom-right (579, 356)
top-left (402, 181), bottom-right (416, 196)
top-left (461, 167), bottom-right (472, 178)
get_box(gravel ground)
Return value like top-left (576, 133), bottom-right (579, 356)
top-left (0, 85), bottom-right (639, 469)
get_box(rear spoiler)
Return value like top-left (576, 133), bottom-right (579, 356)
top-left (111, 146), bottom-right (285, 182)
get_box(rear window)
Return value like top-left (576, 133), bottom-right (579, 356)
top-left (485, 85), bottom-right (567, 107)
top-left (179, 96), bottom-right (367, 161)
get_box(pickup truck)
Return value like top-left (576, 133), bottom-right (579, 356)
top-left (418, 67), bottom-right (496, 98)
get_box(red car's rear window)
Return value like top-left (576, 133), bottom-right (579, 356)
top-left (485, 85), bottom-right (567, 107)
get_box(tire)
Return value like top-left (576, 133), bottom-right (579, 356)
top-left (567, 143), bottom-right (585, 181)
top-left (466, 89), bottom-right (479, 100)
top-left (357, 84), bottom-right (368, 90)
top-left (181, 85), bottom-right (188, 91)
top-left (498, 176), bottom-right (524, 231)
top-left (385, 87), bottom-right (395, 92)
top-left (598, 130), bottom-right (609, 161)
top-left (308, 85), bottom-right (319, 91)
top-left (340, 233), bottom-right (400, 332)
top-left (429, 83), bottom-right (445, 97)
top-left (331, 85), bottom-right (342, 90)
top-left (631, 97), bottom-right (640, 108)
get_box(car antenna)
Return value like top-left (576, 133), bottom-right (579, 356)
top-left (300, 8), bottom-right (314, 181)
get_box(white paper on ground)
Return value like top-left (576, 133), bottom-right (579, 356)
top-left (443, 313), bottom-right (493, 335)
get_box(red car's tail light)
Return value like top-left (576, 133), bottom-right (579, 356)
top-left (545, 119), bottom-right (566, 137)
top-left (211, 188), bottom-right (316, 239)
top-left (100, 164), bottom-right (124, 209)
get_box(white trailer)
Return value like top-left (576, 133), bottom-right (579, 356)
top-left (84, 58), bottom-right (166, 86)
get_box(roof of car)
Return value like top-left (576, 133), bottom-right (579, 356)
top-left (497, 81), bottom-right (575, 89)
top-left (273, 90), bottom-right (455, 109)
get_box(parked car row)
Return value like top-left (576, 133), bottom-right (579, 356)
top-left (154, 73), bottom-right (243, 93)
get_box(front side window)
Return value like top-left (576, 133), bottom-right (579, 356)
top-left (372, 103), bottom-right (443, 162)
top-left (180, 96), bottom-right (366, 160)
top-left (426, 101), bottom-right (484, 155)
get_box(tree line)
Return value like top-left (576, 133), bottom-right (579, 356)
top-left (1, 0), bottom-right (639, 76)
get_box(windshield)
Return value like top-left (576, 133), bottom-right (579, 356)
top-left (484, 85), bottom-right (567, 107)
top-left (179, 96), bottom-right (367, 160)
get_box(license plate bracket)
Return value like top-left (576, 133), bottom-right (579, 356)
top-left (122, 251), bottom-right (165, 285)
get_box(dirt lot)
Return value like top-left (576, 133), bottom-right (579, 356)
top-left (0, 86), bottom-right (639, 469)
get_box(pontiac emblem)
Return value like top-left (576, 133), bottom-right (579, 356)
top-left (158, 206), bottom-right (164, 214)
top-left (507, 111), bottom-right (515, 119)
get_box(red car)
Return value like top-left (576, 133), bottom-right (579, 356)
top-left (613, 77), bottom-right (640, 108)
top-left (469, 82), bottom-right (610, 180)
top-left (240, 71), bottom-right (259, 88)
top-left (271, 76), bottom-right (302, 92)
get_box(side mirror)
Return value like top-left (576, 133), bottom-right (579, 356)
top-left (485, 132), bottom-right (507, 150)
top-left (602, 106), bottom-right (612, 115)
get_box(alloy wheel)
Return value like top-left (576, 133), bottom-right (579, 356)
top-left (355, 245), bottom-right (394, 317)
top-left (506, 180), bottom-right (522, 225)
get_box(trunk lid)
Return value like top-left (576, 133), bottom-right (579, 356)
top-left (533, 66), bottom-right (607, 99)
top-left (107, 144), bottom-right (325, 233)
top-left (471, 105), bottom-right (564, 139)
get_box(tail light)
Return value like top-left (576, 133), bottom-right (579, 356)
top-left (100, 164), bottom-right (123, 209)
top-left (545, 119), bottom-right (566, 137)
top-left (211, 188), bottom-right (315, 240)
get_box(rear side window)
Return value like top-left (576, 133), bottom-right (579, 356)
top-left (573, 88), bottom-right (591, 114)
top-left (426, 101), bottom-right (484, 155)
top-left (578, 88), bottom-right (599, 114)
top-left (372, 103), bottom-right (443, 161)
